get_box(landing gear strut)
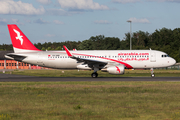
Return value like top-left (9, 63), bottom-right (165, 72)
top-left (91, 65), bottom-right (99, 78)
top-left (151, 68), bottom-right (155, 77)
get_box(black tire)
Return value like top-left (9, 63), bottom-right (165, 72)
top-left (151, 74), bottom-right (155, 77)
top-left (91, 72), bottom-right (98, 78)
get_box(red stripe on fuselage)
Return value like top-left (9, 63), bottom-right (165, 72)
top-left (54, 51), bottom-right (133, 69)
top-left (68, 52), bottom-right (133, 69)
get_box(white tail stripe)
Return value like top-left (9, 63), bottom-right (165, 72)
top-left (13, 47), bottom-right (39, 53)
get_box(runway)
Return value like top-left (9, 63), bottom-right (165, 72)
top-left (0, 73), bottom-right (180, 82)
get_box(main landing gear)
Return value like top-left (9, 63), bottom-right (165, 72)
top-left (151, 68), bottom-right (155, 77)
top-left (91, 65), bottom-right (99, 78)
top-left (91, 72), bottom-right (98, 78)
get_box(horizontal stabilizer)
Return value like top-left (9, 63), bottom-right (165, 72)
top-left (5, 53), bottom-right (27, 61)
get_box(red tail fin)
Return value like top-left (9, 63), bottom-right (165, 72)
top-left (7, 24), bottom-right (40, 53)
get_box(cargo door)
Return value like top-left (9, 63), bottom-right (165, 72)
top-left (37, 53), bottom-right (45, 66)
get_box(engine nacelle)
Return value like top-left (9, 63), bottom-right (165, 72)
top-left (77, 64), bottom-right (92, 70)
top-left (106, 65), bottom-right (125, 75)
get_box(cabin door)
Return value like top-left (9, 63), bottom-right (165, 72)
top-left (150, 52), bottom-right (156, 62)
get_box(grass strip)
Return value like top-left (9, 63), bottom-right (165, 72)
top-left (0, 81), bottom-right (180, 120)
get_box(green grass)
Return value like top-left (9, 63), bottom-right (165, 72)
top-left (0, 81), bottom-right (180, 120)
top-left (1, 69), bottom-right (180, 77)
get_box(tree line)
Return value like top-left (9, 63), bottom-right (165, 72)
top-left (0, 27), bottom-right (180, 62)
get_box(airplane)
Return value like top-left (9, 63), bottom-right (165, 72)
top-left (5, 24), bottom-right (176, 78)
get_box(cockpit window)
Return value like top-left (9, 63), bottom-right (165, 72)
top-left (162, 54), bottom-right (169, 57)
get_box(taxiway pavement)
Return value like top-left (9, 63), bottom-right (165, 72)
top-left (0, 74), bottom-right (180, 82)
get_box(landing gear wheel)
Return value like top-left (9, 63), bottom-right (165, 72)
top-left (91, 72), bottom-right (98, 78)
top-left (151, 74), bottom-right (155, 77)
top-left (150, 68), bottom-right (155, 78)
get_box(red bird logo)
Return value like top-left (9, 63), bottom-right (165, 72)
top-left (115, 66), bottom-right (121, 73)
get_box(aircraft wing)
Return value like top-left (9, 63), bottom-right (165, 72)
top-left (5, 53), bottom-right (27, 61)
top-left (63, 46), bottom-right (107, 66)
top-left (72, 57), bottom-right (107, 65)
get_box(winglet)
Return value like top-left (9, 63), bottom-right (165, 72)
top-left (63, 46), bottom-right (72, 57)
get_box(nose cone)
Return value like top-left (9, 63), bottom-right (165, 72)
top-left (171, 58), bottom-right (176, 66)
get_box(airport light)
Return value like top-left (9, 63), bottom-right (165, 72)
top-left (127, 20), bottom-right (132, 50)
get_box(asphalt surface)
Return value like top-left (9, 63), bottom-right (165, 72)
top-left (0, 73), bottom-right (180, 82)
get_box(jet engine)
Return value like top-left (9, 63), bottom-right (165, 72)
top-left (102, 65), bottom-right (125, 75)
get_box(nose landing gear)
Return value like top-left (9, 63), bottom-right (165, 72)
top-left (151, 68), bottom-right (155, 77)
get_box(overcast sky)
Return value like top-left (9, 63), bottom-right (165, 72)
top-left (0, 0), bottom-right (179, 44)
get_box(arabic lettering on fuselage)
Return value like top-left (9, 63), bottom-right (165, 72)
top-left (118, 58), bottom-right (149, 61)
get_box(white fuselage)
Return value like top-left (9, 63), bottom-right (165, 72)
top-left (15, 50), bottom-right (176, 69)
